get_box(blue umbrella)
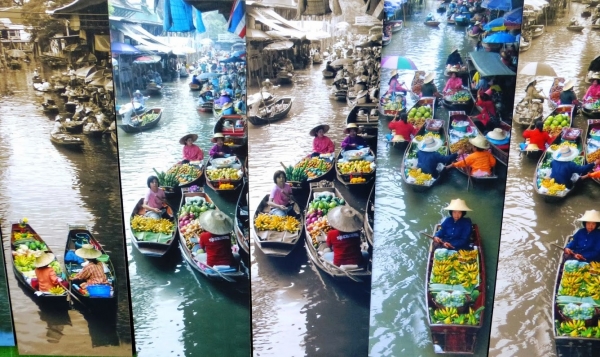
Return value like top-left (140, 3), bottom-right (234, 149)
top-left (110, 42), bottom-right (140, 54)
top-left (483, 17), bottom-right (506, 31)
top-left (481, 0), bottom-right (512, 11)
top-left (198, 72), bottom-right (222, 80)
top-left (483, 32), bottom-right (516, 44)
top-left (219, 56), bottom-right (245, 63)
top-left (504, 7), bottom-right (523, 24)
top-left (232, 50), bottom-right (246, 57)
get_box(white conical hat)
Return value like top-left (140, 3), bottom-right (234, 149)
top-left (327, 206), bottom-right (364, 232)
top-left (199, 210), bottom-right (233, 235)
top-left (577, 210), bottom-right (600, 223)
top-left (34, 253), bottom-right (55, 268)
top-left (443, 199), bottom-right (472, 212)
top-left (75, 244), bottom-right (102, 259)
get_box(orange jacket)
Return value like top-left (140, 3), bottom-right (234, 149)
top-left (35, 267), bottom-right (60, 292)
top-left (452, 151), bottom-right (496, 175)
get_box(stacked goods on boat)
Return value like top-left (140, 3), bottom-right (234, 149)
top-left (154, 168), bottom-right (181, 189)
top-left (167, 164), bottom-right (202, 185)
top-left (380, 94), bottom-right (405, 113)
top-left (404, 133), bottom-right (445, 186)
top-left (514, 100), bottom-right (543, 121)
top-left (13, 242), bottom-right (65, 296)
top-left (258, 101), bottom-right (287, 117)
top-left (254, 214), bottom-right (301, 233)
top-left (408, 105), bottom-right (433, 130)
top-left (584, 99), bottom-right (600, 112)
top-left (306, 193), bottom-right (345, 248)
top-left (587, 129), bottom-right (600, 175)
top-left (555, 260), bottom-right (600, 337)
top-left (337, 150), bottom-right (375, 184)
top-left (131, 216), bottom-right (175, 240)
top-left (445, 90), bottom-right (471, 103)
top-left (429, 249), bottom-right (484, 325)
top-left (136, 112), bottom-right (159, 126)
top-left (449, 119), bottom-right (477, 153)
top-left (294, 157), bottom-right (333, 179)
top-left (178, 197), bottom-right (216, 250)
top-left (544, 113), bottom-right (571, 138)
top-left (284, 165), bottom-right (308, 182)
top-left (536, 142), bottom-right (583, 196)
top-left (206, 167), bottom-right (241, 190)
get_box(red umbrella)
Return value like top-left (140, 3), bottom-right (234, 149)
top-left (133, 55), bottom-right (161, 64)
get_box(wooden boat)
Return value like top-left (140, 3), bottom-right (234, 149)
top-left (83, 126), bottom-right (105, 137)
top-left (582, 99), bottom-right (600, 118)
top-left (567, 25), bottom-right (584, 31)
top-left (365, 185), bottom-right (375, 248)
top-left (335, 149), bottom-right (376, 187)
top-left (426, 224), bottom-right (486, 355)
top-left (531, 25), bottom-right (545, 38)
top-left (425, 20), bottom-right (441, 26)
top-left (248, 97), bottom-right (293, 126)
top-left (519, 37), bottom-right (531, 52)
top-left (235, 180), bottom-right (250, 259)
top-left (177, 188), bottom-right (246, 282)
top-left (312, 53), bottom-right (323, 64)
top-left (50, 132), bottom-right (84, 147)
top-left (10, 222), bottom-right (68, 305)
top-left (447, 111), bottom-right (499, 182)
top-left (118, 107), bottom-right (163, 134)
top-left (277, 71), bottom-right (294, 85)
top-left (322, 69), bottom-right (336, 78)
top-left (304, 181), bottom-right (371, 282)
top-left (214, 115), bottom-right (247, 152)
top-left (64, 225), bottom-right (117, 309)
top-left (42, 100), bottom-right (59, 115)
top-left (146, 82), bottom-right (162, 95)
top-left (251, 194), bottom-right (304, 258)
top-left (382, 36), bottom-right (391, 46)
top-left (533, 127), bottom-right (584, 202)
top-left (129, 198), bottom-right (177, 257)
top-left (454, 13), bottom-right (471, 26)
top-left (390, 20), bottom-right (403, 32)
top-left (347, 103), bottom-right (379, 143)
top-left (519, 105), bottom-right (574, 156)
top-left (592, 23), bottom-right (600, 30)
top-left (584, 119), bottom-right (600, 185)
top-left (401, 119), bottom-right (448, 191)
top-left (63, 121), bottom-right (84, 134)
top-left (204, 156), bottom-right (245, 193)
top-left (548, 77), bottom-right (566, 110)
top-left (379, 92), bottom-right (406, 120)
top-left (442, 88), bottom-right (474, 111)
top-left (513, 98), bottom-right (544, 126)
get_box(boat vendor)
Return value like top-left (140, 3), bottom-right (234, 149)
top-left (559, 80), bottom-right (580, 107)
top-left (133, 90), bottom-right (147, 106)
top-left (69, 244), bottom-right (108, 288)
top-left (235, 94), bottom-right (247, 114)
top-left (209, 133), bottom-right (233, 159)
top-left (416, 136), bottom-right (459, 178)
top-left (447, 135), bottom-right (497, 177)
top-left (341, 123), bottom-right (368, 151)
top-left (485, 128), bottom-right (510, 151)
top-left (584, 74), bottom-right (600, 101)
top-left (470, 91), bottom-right (497, 133)
top-left (310, 124), bottom-right (335, 157)
top-left (191, 74), bottom-right (202, 86)
top-left (426, 12), bottom-right (435, 22)
top-left (388, 113), bottom-right (417, 141)
top-left (521, 120), bottom-right (552, 151)
top-left (471, 21), bottom-right (483, 35)
top-left (433, 199), bottom-right (473, 251)
top-left (443, 68), bottom-right (464, 93)
top-left (34, 253), bottom-right (67, 292)
top-left (325, 61), bottom-right (336, 74)
top-left (323, 206), bottom-right (369, 267)
top-left (214, 90), bottom-right (233, 106)
top-left (262, 78), bottom-right (275, 92)
top-left (564, 210), bottom-right (600, 262)
top-left (51, 117), bottom-right (63, 134)
top-left (267, 170), bottom-right (294, 217)
top-left (421, 73), bottom-right (442, 98)
top-left (386, 70), bottom-right (408, 95)
top-left (180, 133), bottom-right (204, 163)
top-left (525, 79), bottom-right (546, 103)
top-left (549, 146), bottom-right (599, 189)
top-left (142, 176), bottom-right (168, 220)
top-left (198, 210), bottom-right (238, 267)
top-left (446, 48), bottom-right (464, 68)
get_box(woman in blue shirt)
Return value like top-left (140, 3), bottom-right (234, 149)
top-left (433, 199), bottom-right (473, 250)
top-left (550, 146), bottom-right (599, 189)
top-left (565, 210), bottom-right (600, 262)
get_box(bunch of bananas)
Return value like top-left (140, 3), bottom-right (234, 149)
top-left (557, 320), bottom-right (587, 337)
top-left (14, 255), bottom-right (36, 272)
top-left (584, 276), bottom-right (600, 299)
top-left (407, 168), bottom-right (433, 185)
top-left (224, 141), bottom-right (235, 146)
top-left (49, 286), bottom-right (65, 295)
top-left (431, 307), bottom-right (459, 324)
top-left (414, 133), bottom-right (441, 142)
top-left (350, 177), bottom-right (366, 183)
top-left (559, 275), bottom-right (584, 296)
top-left (219, 183), bottom-right (235, 190)
top-left (589, 262), bottom-right (600, 275)
top-left (254, 214), bottom-right (300, 233)
top-left (450, 139), bottom-right (470, 153)
top-left (131, 216), bottom-right (174, 234)
top-left (337, 160), bottom-right (373, 175)
top-left (207, 168), bottom-right (240, 181)
top-left (457, 249), bottom-right (477, 263)
top-left (540, 178), bottom-right (566, 195)
top-left (431, 260), bottom-right (454, 284)
top-left (456, 264), bottom-right (479, 288)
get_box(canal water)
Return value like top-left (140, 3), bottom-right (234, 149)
top-left (488, 3), bottom-right (600, 357)
top-left (368, 9), bottom-right (508, 357)
top-left (248, 62), bottom-right (372, 356)
top-left (114, 77), bottom-right (250, 357)
top-left (0, 62), bottom-right (132, 356)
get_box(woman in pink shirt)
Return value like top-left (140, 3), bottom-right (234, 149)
top-left (310, 124), bottom-right (335, 157)
top-left (180, 133), bottom-right (204, 163)
top-left (584, 76), bottom-right (600, 100)
top-left (443, 70), bottom-right (464, 93)
top-left (267, 170), bottom-right (294, 216)
top-left (143, 176), bottom-right (167, 219)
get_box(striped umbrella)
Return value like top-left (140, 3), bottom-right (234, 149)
top-left (483, 17), bottom-right (506, 32)
top-left (381, 56), bottom-right (418, 70)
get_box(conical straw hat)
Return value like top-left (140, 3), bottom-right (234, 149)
top-left (577, 210), bottom-right (600, 223)
top-left (443, 199), bottom-right (472, 212)
top-left (487, 128), bottom-right (507, 141)
top-left (327, 206), bottom-right (364, 232)
top-left (75, 244), bottom-right (102, 259)
top-left (179, 133), bottom-right (198, 145)
top-left (34, 252), bottom-right (55, 268)
top-left (211, 132), bottom-right (225, 143)
top-left (469, 135), bottom-right (490, 149)
top-left (419, 136), bottom-right (443, 152)
top-left (309, 124), bottom-right (330, 137)
top-left (199, 210), bottom-right (233, 235)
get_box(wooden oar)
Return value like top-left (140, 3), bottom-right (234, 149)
top-left (64, 286), bottom-right (85, 306)
top-left (199, 261), bottom-right (236, 282)
top-left (461, 152), bottom-right (472, 191)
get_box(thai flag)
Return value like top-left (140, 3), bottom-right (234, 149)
top-left (227, 0), bottom-right (246, 39)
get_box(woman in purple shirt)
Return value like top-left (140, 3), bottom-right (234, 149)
top-left (209, 133), bottom-right (233, 158)
top-left (143, 176), bottom-right (167, 219)
top-left (341, 123), bottom-right (367, 151)
top-left (267, 170), bottom-right (295, 216)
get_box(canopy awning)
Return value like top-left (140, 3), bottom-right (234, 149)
top-left (469, 51), bottom-right (515, 76)
top-left (75, 65), bottom-right (96, 79)
top-left (248, 8), bottom-right (306, 40)
top-left (113, 22), bottom-right (172, 54)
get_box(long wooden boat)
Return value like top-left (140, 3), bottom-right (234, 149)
top-left (531, 25), bottom-right (545, 38)
top-left (50, 132), bottom-right (84, 147)
top-left (533, 127), bottom-right (584, 202)
top-left (426, 224), bottom-right (486, 355)
top-left (382, 36), bottom-right (391, 46)
top-left (204, 156), bottom-right (245, 193)
top-left (567, 25), bottom-right (584, 31)
top-left (235, 180), bottom-right (250, 259)
top-left (83, 126), bottom-right (105, 137)
top-left (129, 198), bottom-right (177, 257)
top-left (64, 225), bottom-right (116, 309)
top-left (442, 88), bottom-right (474, 111)
top-left (425, 20), bottom-right (441, 27)
top-left (335, 149), bottom-right (376, 187)
top-left (347, 103), bottom-right (379, 144)
top-left (365, 184), bottom-right (375, 247)
top-left (277, 71), bottom-right (294, 85)
top-left (304, 181), bottom-right (371, 282)
top-left (401, 119), bottom-right (448, 191)
top-left (410, 70), bottom-right (426, 100)
top-left (322, 69), bottom-right (336, 78)
top-left (189, 83), bottom-right (201, 91)
top-left (584, 119), bottom-right (600, 185)
top-left (42, 101), bottom-right (59, 115)
top-left (447, 111), bottom-right (499, 182)
top-left (248, 97), bottom-right (293, 126)
top-left (118, 108), bottom-right (163, 134)
top-left (196, 93), bottom-right (214, 113)
top-left (177, 188), bottom-right (246, 282)
top-left (513, 97), bottom-right (544, 126)
top-left (63, 121), bottom-right (84, 133)
top-left (390, 20), bottom-right (403, 32)
top-left (519, 39), bottom-right (531, 52)
top-left (146, 82), bottom-right (162, 95)
top-left (251, 194), bottom-right (304, 258)
top-left (214, 115), bottom-right (247, 152)
top-left (582, 99), bottom-right (600, 118)
top-left (548, 77), bottom-right (566, 110)
top-left (10, 222), bottom-right (68, 305)
top-left (519, 105), bottom-right (575, 155)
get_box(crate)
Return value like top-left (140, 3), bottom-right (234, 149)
top-left (87, 284), bottom-right (111, 297)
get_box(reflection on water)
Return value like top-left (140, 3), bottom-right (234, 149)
top-left (0, 63), bottom-right (132, 356)
top-left (489, 4), bottom-right (600, 357)
top-left (368, 11), bottom-right (506, 357)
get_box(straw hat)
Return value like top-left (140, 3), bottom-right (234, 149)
top-left (487, 128), bottom-right (507, 141)
top-left (418, 136), bottom-right (443, 152)
top-left (443, 199), bottom-right (472, 212)
top-left (211, 132), bottom-right (225, 143)
top-left (75, 244), bottom-right (102, 259)
top-left (469, 135), bottom-right (490, 149)
top-left (34, 253), bottom-right (55, 268)
top-left (327, 206), bottom-right (364, 232)
top-left (578, 210), bottom-right (600, 223)
top-left (526, 79), bottom-right (537, 89)
top-left (390, 69), bottom-right (398, 77)
top-left (179, 133), bottom-right (198, 145)
top-left (309, 124), bottom-right (330, 137)
top-left (199, 210), bottom-right (233, 235)
top-left (592, 73), bottom-right (600, 80)
top-left (392, 134), bottom-right (406, 142)
top-left (447, 66), bottom-right (459, 73)
top-left (357, 89), bottom-right (369, 98)
top-left (563, 80), bottom-right (574, 91)
top-left (344, 123), bottom-right (360, 134)
top-left (552, 145), bottom-right (579, 161)
top-left (424, 73), bottom-right (435, 84)
top-left (524, 143), bottom-right (540, 151)
top-left (451, 48), bottom-right (459, 54)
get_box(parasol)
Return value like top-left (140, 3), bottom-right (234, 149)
top-left (263, 41), bottom-right (294, 51)
top-left (381, 56), bottom-right (418, 70)
top-left (519, 62), bottom-right (557, 77)
top-left (482, 32), bottom-right (516, 44)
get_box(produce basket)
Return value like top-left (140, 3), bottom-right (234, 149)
top-left (558, 309), bottom-right (597, 328)
top-left (451, 121), bottom-right (469, 133)
top-left (426, 120), bottom-right (443, 132)
top-left (432, 292), bottom-right (472, 314)
top-left (87, 284), bottom-right (111, 297)
top-left (590, 129), bottom-right (600, 141)
top-left (562, 128), bottom-right (581, 141)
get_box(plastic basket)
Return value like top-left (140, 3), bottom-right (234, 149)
top-left (87, 284), bottom-right (111, 297)
top-left (97, 254), bottom-right (109, 263)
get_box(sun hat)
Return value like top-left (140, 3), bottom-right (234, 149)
top-left (34, 253), bottom-right (55, 268)
top-left (424, 73), bottom-right (435, 84)
top-left (526, 79), bottom-right (537, 89)
top-left (199, 210), bottom-right (233, 235)
top-left (75, 244), bottom-right (102, 259)
top-left (469, 135), bottom-right (490, 149)
top-left (552, 145), bottom-right (579, 161)
top-left (443, 199), bottom-right (472, 212)
top-left (344, 123), bottom-right (360, 134)
top-left (418, 136), bottom-right (443, 152)
top-left (524, 143), bottom-right (540, 151)
top-left (211, 132), bottom-right (225, 143)
top-left (577, 210), bottom-right (600, 224)
top-left (390, 69), bottom-right (398, 77)
top-left (309, 124), bottom-right (330, 137)
top-left (327, 206), bottom-right (364, 232)
top-left (591, 73), bottom-right (600, 80)
top-left (180, 133), bottom-right (198, 145)
top-left (447, 66), bottom-right (459, 73)
top-left (487, 128), bottom-right (507, 141)
top-left (563, 80), bottom-right (574, 91)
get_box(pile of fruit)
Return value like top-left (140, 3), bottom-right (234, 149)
top-left (153, 167), bottom-right (180, 188)
top-left (450, 138), bottom-right (471, 153)
top-left (406, 168), bottom-right (433, 185)
top-left (539, 178), bottom-right (567, 196)
top-left (206, 168), bottom-right (240, 181)
top-left (414, 133), bottom-right (441, 142)
top-left (48, 286), bottom-right (66, 296)
top-left (13, 243), bottom-right (63, 279)
top-left (430, 306), bottom-right (484, 325)
top-left (407, 105), bottom-right (433, 129)
top-left (431, 249), bottom-right (479, 290)
top-left (561, 303), bottom-right (596, 321)
top-left (285, 165), bottom-right (309, 182)
top-left (178, 199), bottom-right (216, 248)
top-left (131, 216), bottom-right (174, 235)
top-left (168, 164), bottom-right (202, 185)
top-left (584, 99), bottom-right (600, 110)
top-left (306, 216), bottom-right (332, 247)
top-left (254, 214), bottom-right (300, 233)
top-left (380, 95), bottom-right (405, 112)
top-left (294, 157), bottom-right (332, 180)
top-left (139, 113), bottom-right (159, 126)
top-left (556, 320), bottom-right (600, 337)
top-left (337, 160), bottom-right (373, 175)
top-left (219, 183), bottom-right (235, 190)
top-left (447, 90), bottom-right (471, 102)
top-left (543, 113), bottom-right (570, 137)
top-left (350, 177), bottom-right (367, 183)
top-left (308, 194), bottom-right (345, 217)
top-left (435, 290), bottom-right (466, 308)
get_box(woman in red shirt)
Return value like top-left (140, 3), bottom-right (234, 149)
top-left (323, 206), bottom-right (369, 267)
top-left (198, 210), bottom-right (236, 267)
top-left (388, 113), bottom-right (417, 142)
top-left (522, 120), bottom-right (552, 151)
top-left (471, 92), bottom-right (496, 134)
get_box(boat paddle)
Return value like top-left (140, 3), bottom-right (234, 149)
top-left (550, 242), bottom-right (586, 260)
top-left (198, 261), bottom-right (235, 282)
top-left (420, 231), bottom-right (455, 249)
top-left (461, 151), bottom-right (471, 191)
